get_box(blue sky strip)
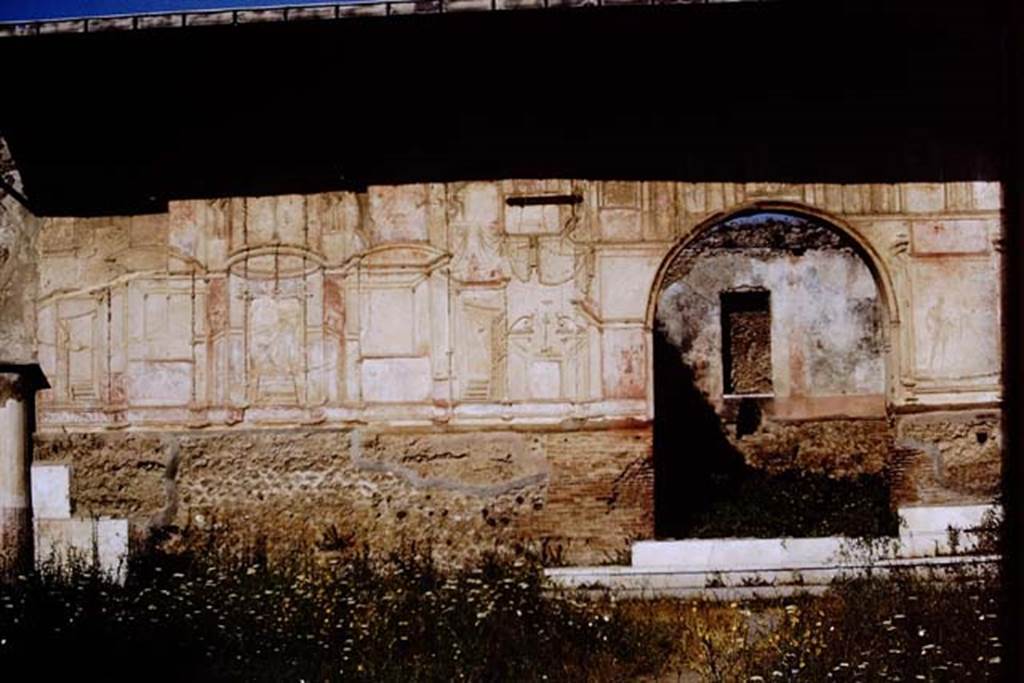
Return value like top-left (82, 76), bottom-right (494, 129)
top-left (0, 1), bottom-right (369, 22)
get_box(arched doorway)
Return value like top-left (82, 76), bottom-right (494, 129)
top-left (649, 208), bottom-right (899, 539)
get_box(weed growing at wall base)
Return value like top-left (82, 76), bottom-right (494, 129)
top-left (0, 546), bottom-right (673, 682)
top-left (622, 560), bottom-right (1003, 681)
top-left (0, 545), bottom-right (1003, 681)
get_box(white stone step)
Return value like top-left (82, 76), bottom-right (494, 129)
top-left (631, 504), bottom-right (1001, 570)
top-left (545, 554), bottom-right (998, 600)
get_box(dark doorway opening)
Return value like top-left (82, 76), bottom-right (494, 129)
top-left (652, 212), bottom-right (899, 540)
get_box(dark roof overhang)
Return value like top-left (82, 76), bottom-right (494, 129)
top-left (0, 0), bottom-right (1009, 216)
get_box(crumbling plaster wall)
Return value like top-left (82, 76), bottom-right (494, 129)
top-left (0, 140), bottom-right (38, 364)
top-left (654, 213), bottom-right (890, 477)
top-left (28, 180), bottom-right (1003, 558)
top-left (656, 214), bottom-right (886, 413)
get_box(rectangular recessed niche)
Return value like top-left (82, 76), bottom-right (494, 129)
top-left (721, 290), bottom-right (773, 395)
top-left (505, 194), bottom-right (583, 207)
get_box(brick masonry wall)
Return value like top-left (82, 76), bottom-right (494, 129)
top-left (33, 423), bottom-right (654, 566)
top-left (891, 410), bottom-right (1002, 506)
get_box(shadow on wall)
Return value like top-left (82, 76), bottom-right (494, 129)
top-left (653, 326), bottom-right (746, 539)
top-left (652, 327), bottom-right (899, 540)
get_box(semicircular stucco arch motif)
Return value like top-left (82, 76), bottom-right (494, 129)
top-left (646, 202), bottom-right (900, 332)
top-left (647, 204), bottom-right (899, 414)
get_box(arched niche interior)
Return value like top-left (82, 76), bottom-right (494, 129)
top-left (651, 210), bottom-right (896, 539)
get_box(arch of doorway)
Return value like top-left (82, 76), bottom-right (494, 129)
top-left (643, 200), bottom-right (903, 420)
top-left (643, 201), bottom-right (901, 539)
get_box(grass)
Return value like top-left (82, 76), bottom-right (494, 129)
top-left (0, 544), bottom-right (671, 682)
top-left (630, 561), bottom-right (1003, 681)
top-left (0, 542), bottom-right (1004, 681)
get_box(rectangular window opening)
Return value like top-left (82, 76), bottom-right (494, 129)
top-left (721, 290), bottom-right (773, 396)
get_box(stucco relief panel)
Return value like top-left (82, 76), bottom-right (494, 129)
top-left (32, 181), bottom-right (1004, 428)
top-left (505, 279), bottom-right (593, 402)
top-left (38, 293), bottom-right (111, 408)
top-left (59, 299), bottom-right (103, 403)
top-left (354, 245), bottom-right (446, 404)
top-left (909, 257), bottom-right (1000, 386)
top-left (448, 181), bottom-right (506, 285)
top-left (126, 279), bottom-right (193, 407)
top-left (454, 289), bottom-right (507, 402)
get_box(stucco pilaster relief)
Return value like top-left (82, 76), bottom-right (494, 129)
top-left (32, 180), bottom-right (1002, 430)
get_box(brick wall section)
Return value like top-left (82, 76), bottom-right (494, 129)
top-left (528, 428), bottom-right (653, 564)
top-left (731, 418), bottom-right (893, 478)
top-left (34, 424), bottom-right (654, 566)
top-left (890, 411), bottom-right (1002, 505)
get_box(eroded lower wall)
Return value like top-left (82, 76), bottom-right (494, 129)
top-left (34, 424), bottom-right (653, 565)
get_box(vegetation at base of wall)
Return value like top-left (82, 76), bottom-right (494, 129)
top-left (0, 544), bottom-right (1003, 681)
top-left (971, 498), bottom-right (1004, 556)
top-left (639, 561), bottom-right (1003, 681)
top-left (0, 545), bottom-right (673, 683)
top-left (683, 469), bottom-right (900, 539)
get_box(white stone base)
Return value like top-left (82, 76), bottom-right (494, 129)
top-left (899, 504), bottom-right (997, 557)
top-left (34, 517), bottom-right (129, 584)
top-left (548, 504), bottom-right (1001, 599)
top-left (546, 555), bottom-right (998, 600)
top-left (31, 463), bottom-right (71, 519)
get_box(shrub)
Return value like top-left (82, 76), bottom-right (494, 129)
top-left (627, 562), bottom-right (1003, 681)
top-left (0, 538), bottom-right (1002, 680)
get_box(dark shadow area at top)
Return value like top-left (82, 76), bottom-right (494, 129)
top-left (653, 327), bottom-right (899, 540)
top-left (0, 0), bottom-right (1009, 216)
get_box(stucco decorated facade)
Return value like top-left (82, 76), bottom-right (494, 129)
top-left (0, 178), bottom-right (1000, 565)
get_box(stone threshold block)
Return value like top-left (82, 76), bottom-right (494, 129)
top-left (898, 503), bottom-right (999, 557)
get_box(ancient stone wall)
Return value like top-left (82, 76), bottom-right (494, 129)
top-left (34, 424), bottom-right (652, 565)
top-left (656, 214), bottom-right (886, 414)
top-left (0, 139), bottom-right (38, 365)
top-left (24, 180), bottom-right (1004, 558)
